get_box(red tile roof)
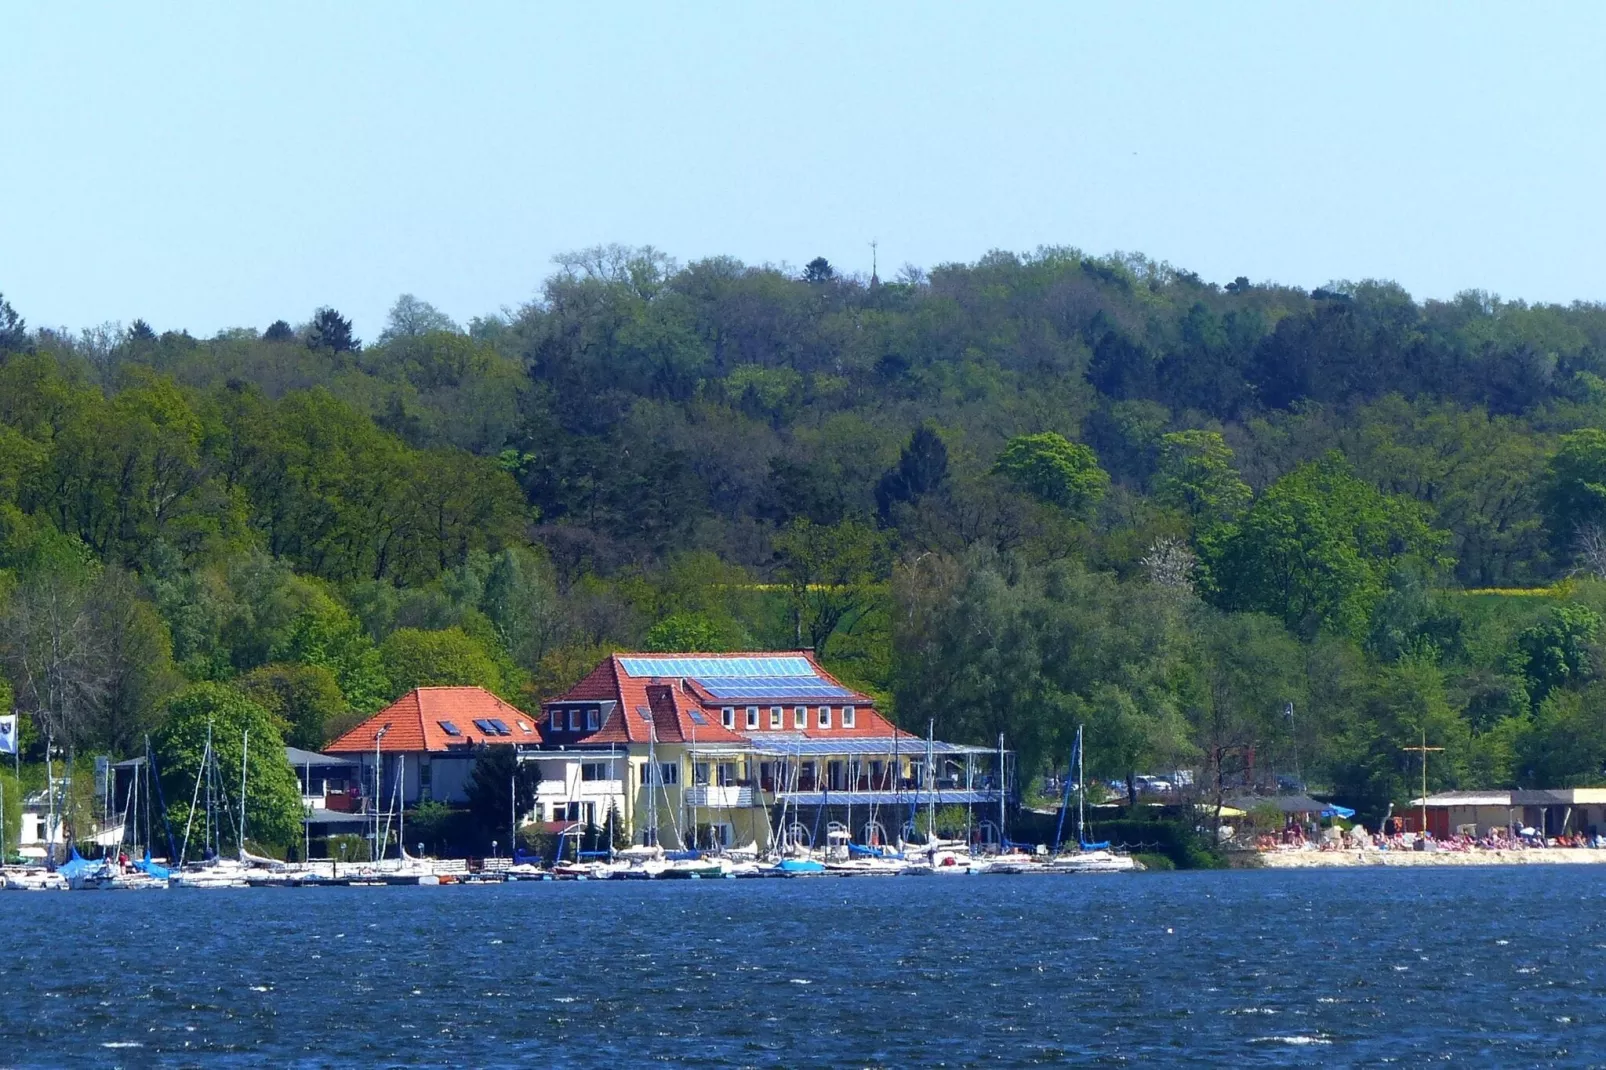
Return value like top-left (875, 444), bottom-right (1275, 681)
top-left (540, 652), bottom-right (902, 745)
top-left (325, 687), bottom-right (537, 754)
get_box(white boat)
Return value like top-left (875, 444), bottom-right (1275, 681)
top-left (69, 867), bottom-right (166, 891)
top-left (168, 859), bottom-right (251, 889)
top-left (2, 868), bottom-right (66, 891)
top-left (900, 842), bottom-right (979, 875)
top-left (1043, 848), bottom-right (1137, 874)
top-left (1044, 727), bottom-right (1138, 875)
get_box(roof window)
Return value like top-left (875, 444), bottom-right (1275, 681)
top-left (439, 720), bottom-right (462, 736)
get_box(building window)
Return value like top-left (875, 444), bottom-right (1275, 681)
top-left (794, 706), bottom-right (806, 729)
top-left (818, 705), bottom-right (831, 728)
top-left (566, 709), bottom-right (579, 731)
top-left (549, 710), bottom-right (561, 731)
top-left (586, 708), bottom-right (600, 731)
top-left (648, 761), bottom-right (678, 787)
top-left (722, 707), bottom-right (735, 729)
top-left (746, 706), bottom-right (759, 730)
top-left (843, 705), bottom-right (856, 728)
top-left (581, 762), bottom-right (609, 781)
top-left (694, 762), bottom-right (710, 786)
top-left (770, 706), bottom-right (782, 729)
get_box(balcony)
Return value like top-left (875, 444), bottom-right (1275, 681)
top-left (684, 785), bottom-right (755, 808)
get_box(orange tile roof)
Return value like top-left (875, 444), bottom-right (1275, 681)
top-left (325, 687), bottom-right (537, 753)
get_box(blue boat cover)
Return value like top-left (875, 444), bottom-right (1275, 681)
top-left (777, 858), bottom-right (825, 873)
top-left (57, 848), bottom-right (100, 880)
top-left (848, 843), bottom-right (905, 859)
top-left (135, 852), bottom-right (171, 880)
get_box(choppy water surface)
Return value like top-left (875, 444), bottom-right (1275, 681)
top-left (5, 867), bottom-right (1606, 1066)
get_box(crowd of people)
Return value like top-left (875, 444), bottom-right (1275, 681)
top-left (1253, 820), bottom-right (1606, 853)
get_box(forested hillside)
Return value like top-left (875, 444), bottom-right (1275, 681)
top-left (6, 244), bottom-right (1606, 824)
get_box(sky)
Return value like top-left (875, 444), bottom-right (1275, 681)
top-left (3, 3), bottom-right (1604, 341)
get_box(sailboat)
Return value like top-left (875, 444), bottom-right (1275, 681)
top-left (169, 725), bottom-right (255, 888)
top-left (1046, 725), bottom-right (1137, 874)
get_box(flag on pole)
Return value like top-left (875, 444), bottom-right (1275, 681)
top-left (0, 714), bottom-right (16, 755)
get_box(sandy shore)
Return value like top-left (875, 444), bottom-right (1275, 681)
top-left (1252, 848), bottom-right (1606, 868)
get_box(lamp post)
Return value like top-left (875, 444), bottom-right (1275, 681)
top-left (491, 839), bottom-right (498, 860)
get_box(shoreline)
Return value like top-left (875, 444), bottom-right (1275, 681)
top-left (1247, 848), bottom-right (1606, 868)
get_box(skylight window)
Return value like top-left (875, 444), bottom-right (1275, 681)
top-left (439, 720), bottom-right (462, 737)
top-left (488, 718), bottom-right (511, 735)
top-left (473, 718), bottom-right (496, 735)
top-left (517, 721), bottom-right (532, 733)
top-left (688, 709), bottom-right (708, 725)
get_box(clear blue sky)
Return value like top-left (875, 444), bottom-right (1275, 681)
top-left (4, 3), bottom-right (1603, 340)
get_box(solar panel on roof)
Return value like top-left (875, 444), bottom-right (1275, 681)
top-left (700, 676), bottom-right (855, 700)
top-left (488, 718), bottom-right (511, 734)
top-left (619, 656), bottom-right (814, 679)
top-left (439, 720), bottom-right (462, 736)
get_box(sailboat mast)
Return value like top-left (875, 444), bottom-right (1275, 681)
top-left (205, 721), bottom-right (215, 858)
top-left (1077, 725), bottom-right (1086, 848)
top-left (998, 733), bottom-right (1006, 851)
top-left (239, 728), bottom-right (248, 859)
top-left (646, 726), bottom-right (658, 847)
top-left (926, 719), bottom-right (936, 859)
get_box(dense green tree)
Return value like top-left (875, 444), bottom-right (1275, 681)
top-left (236, 662), bottom-right (349, 750)
top-left (1541, 429), bottom-right (1606, 562)
top-left (155, 683), bottom-right (303, 851)
top-left (0, 291), bottom-right (25, 353)
top-left (378, 627), bottom-right (504, 698)
top-left (874, 424), bottom-right (949, 523)
top-left (1204, 454), bottom-right (1451, 639)
top-left (993, 433), bottom-right (1109, 517)
top-left (772, 518), bottom-right (889, 656)
top-left (1509, 603), bottom-right (1601, 710)
top-left (1152, 430), bottom-right (1251, 531)
top-left (461, 745), bottom-right (539, 852)
top-left (306, 307), bottom-right (359, 354)
top-left (273, 605), bottom-right (390, 713)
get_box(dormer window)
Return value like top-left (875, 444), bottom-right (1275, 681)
top-left (794, 706), bottom-right (806, 729)
top-left (818, 705), bottom-right (831, 729)
top-left (567, 709), bottom-right (580, 731)
top-left (843, 705), bottom-right (856, 728)
top-left (770, 706), bottom-right (782, 729)
top-left (586, 708), bottom-right (600, 731)
top-left (746, 706), bottom-right (759, 730)
top-left (549, 710), bottom-right (561, 731)
top-left (722, 707), bottom-right (735, 729)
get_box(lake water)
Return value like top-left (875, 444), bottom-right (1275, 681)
top-left (6, 867), bottom-right (1606, 1066)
